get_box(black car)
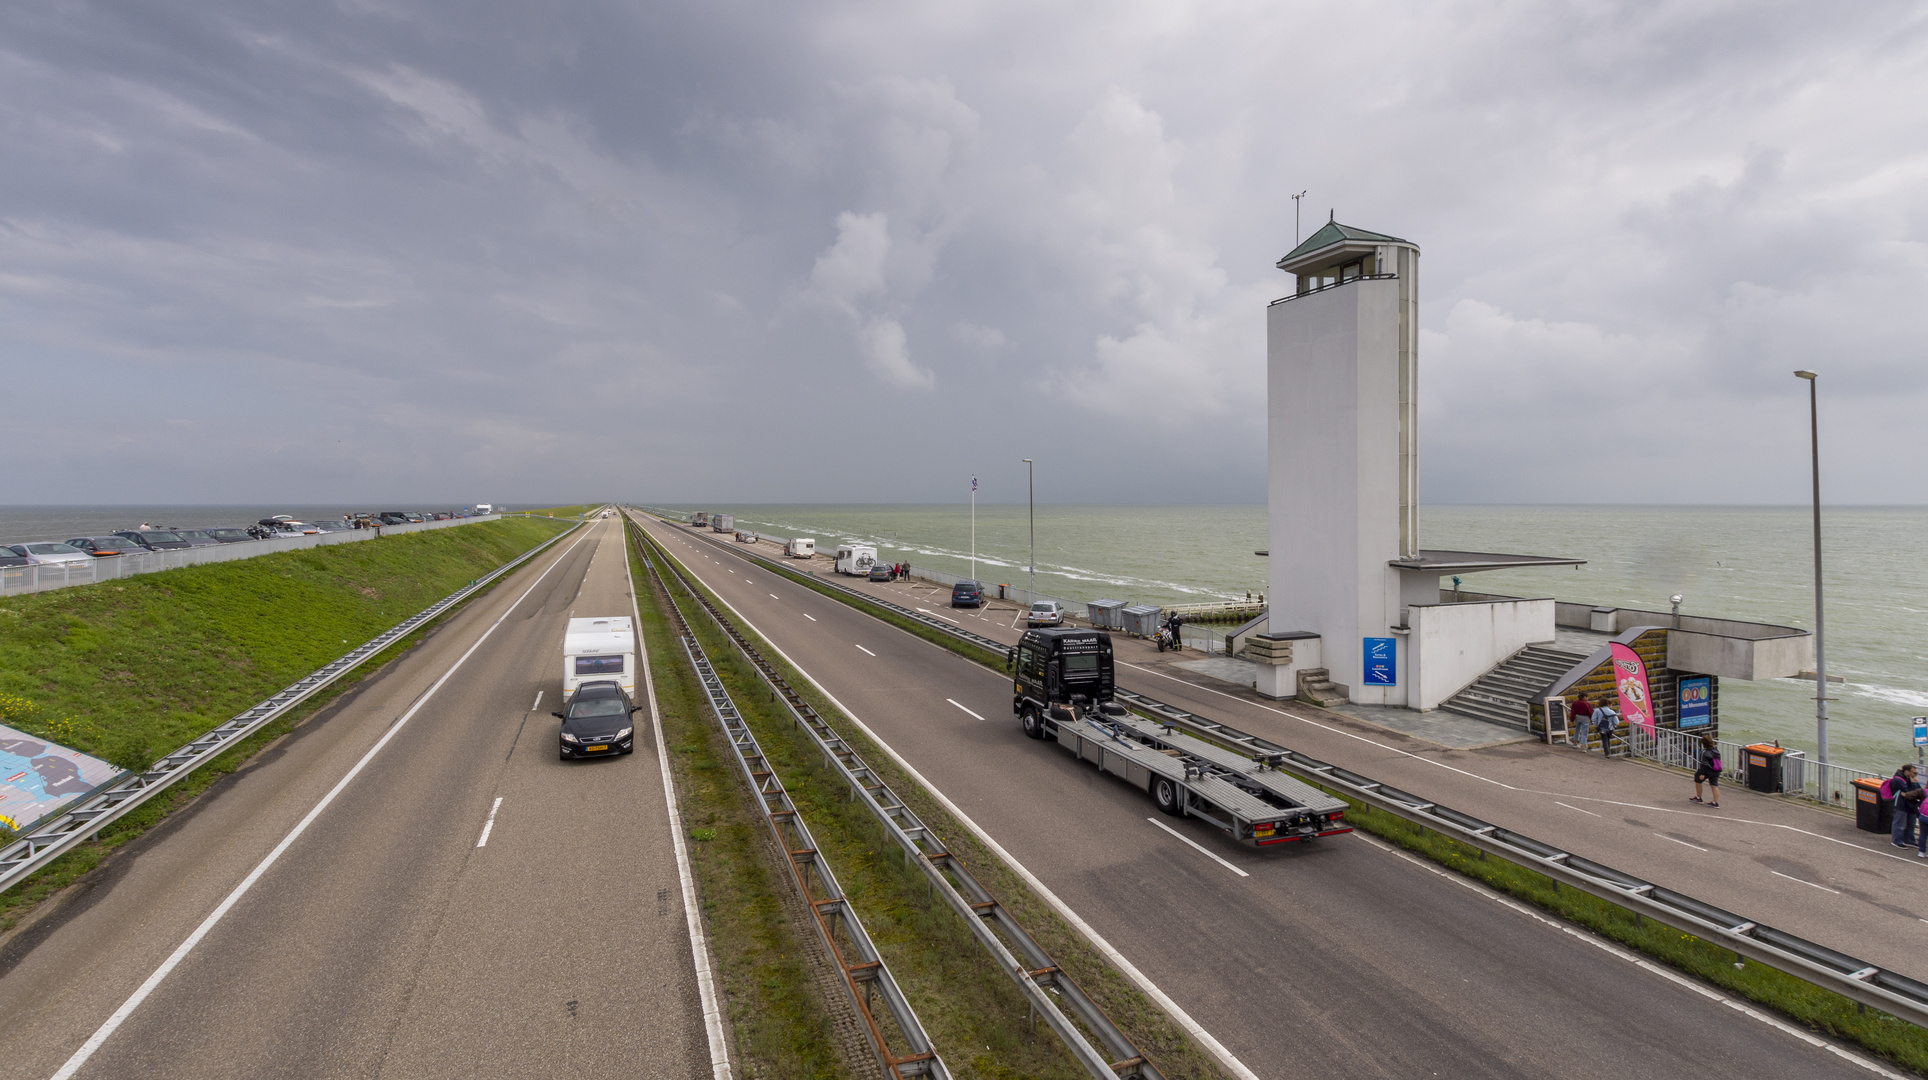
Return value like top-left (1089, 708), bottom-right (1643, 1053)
top-left (0, 550), bottom-right (29, 568)
top-left (113, 530), bottom-right (193, 551)
top-left (951, 580), bottom-right (983, 607)
top-left (169, 530), bottom-right (225, 548)
top-left (553, 681), bottom-right (640, 759)
top-left (378, 512), bottom-right (410, 525)
top-left (203, 527), bottom-right (256, 543)
top-left (66, 536), bottom-right (135, 557)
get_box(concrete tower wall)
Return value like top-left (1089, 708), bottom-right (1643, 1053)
top-left (1266, 277), bottom-right (1408, 702)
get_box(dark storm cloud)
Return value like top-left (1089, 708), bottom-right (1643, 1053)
top-left (2, 1), bottom-right (1923, 506)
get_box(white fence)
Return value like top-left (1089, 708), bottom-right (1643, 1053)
top-left (0, 515), bottom-right (500, 598)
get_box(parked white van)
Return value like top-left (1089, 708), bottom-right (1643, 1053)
top-left (786, 537), bottom-right (816, 558)
top-left (563, 616), bottom-right (636, 701)
top-left (834, 543), bottom-right (878, 576)
top-left (475, 503), bottom-right (493, 514)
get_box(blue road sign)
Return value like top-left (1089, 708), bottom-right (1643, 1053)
top-left (1914, 718), bottom-right (1927, 747)
top-left (1363, 637), bottom-right (1396, 686)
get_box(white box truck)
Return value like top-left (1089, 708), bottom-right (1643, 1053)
top-left (786, 537), bottom-right (816, 558)
top-left (712, 513), bottom-right (734, 533)
top-left (835, 543), bottom-right (878, 576)
top-left (564, 616), bottom-right (636, 700)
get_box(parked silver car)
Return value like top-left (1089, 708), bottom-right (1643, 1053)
top-left (1026, 600), bottom-right (1065, 628)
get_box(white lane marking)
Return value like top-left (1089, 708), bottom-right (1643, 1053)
top-left (947, 698), bottom-right (987, 722)
top-left (625, 520), bottom-right (734, 1080)
top-left (1555, 801), bottom-right (1600, 817)
top-left (915, 606), bottom-right (962, 624)
top-left (770, 593), bottom-right (780, 600)
top-left (1147, 818), bottom-right (1250, 878)
top-left (855, 644), bottom-right (877, 657)
top-left (530, 690), bottom-right (542, 711)
top-left (1771, 870), bottom-right (1840, 894)
top-left (641, 538), bottom-right (1260, 1080)
top-left (1352, 833), bottom-right (1904, 1078)
top-left (50, 526), bottom-right (595, 1080)
top-left (803, 613), bottom-right (817, 622)
top-left (476, 797), bottom-right (504, 847)
top-left (1656, 833), bottom-right (1708, 852)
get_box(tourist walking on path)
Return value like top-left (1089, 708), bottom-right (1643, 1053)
top-left (1691, 732), bottom-right (1721, 807)
top-left (1570, 693), bottom-right (1595, 740)
top-left (1887, 765), bottom-right (1924, 847)
top-left (1591, 702), bottom-right (1619, 753)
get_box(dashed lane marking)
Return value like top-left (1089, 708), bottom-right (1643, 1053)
top-left (476, 797), bottom-right (503, 848)
top-left (855, 644), bottom-right (876, 657)
top-left (1656, 833), bottom-right (1708, 852)
top-left (1556, 801), bottom-right (1600, 817)
top-left (803, 613), bottom-right (817, 622)
top-left (1771, 870), bottom-right (1840, 894)
top-left (1147, 818), bottom-right (1250, 878)
top-left (947, 699), bottom-right (987, 722)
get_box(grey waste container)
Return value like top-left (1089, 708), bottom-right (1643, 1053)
top-left (1121, 605), bottom-right (1162, 638)
top-left (1087, 599), bottom-right (1126, 630)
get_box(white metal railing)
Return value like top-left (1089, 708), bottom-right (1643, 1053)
top-left (0, 516), bottom-right (499, 598)
top-left (1619, 724), bottom-right (1880, 807)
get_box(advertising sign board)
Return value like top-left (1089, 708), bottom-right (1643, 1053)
top-left (1609, 642), bottom-right (1656, 735)
top-left (1678, 676), bottom-right (1712, 729)
top-left (1363, 637), bottom-right (1396, 686)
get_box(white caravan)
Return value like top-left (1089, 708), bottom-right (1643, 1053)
top-left (786, 537), bottom-right (816, 558)
top-left (834, 543), bottom-right (878, 576)
top-left (475, 503), bottom-right (493, 514)
top-left (563, 616), bottom-right (636, 700)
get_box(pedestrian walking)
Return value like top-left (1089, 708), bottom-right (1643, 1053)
top-left (1690, 732), bottom-right (1721, 807)
top-left (1570, 692), bottom-right (1595, 730)
top-left (1591, 702), bottom-right (1619, 752)
top-left (1886, 765), bottom-right (1924, 848)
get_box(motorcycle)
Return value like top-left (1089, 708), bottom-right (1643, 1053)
top-left (1156, 624), bottom-right (1181, 652)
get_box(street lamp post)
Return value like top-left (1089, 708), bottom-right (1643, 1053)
top-left (1795, 370), bottom-right (1828, 766)
top-left (1022, 458), bottom-right (1034, 604)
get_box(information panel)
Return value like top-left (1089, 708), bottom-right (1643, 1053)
top-left (1678, 675), bottom-right (1712, 729)
top-left (1363, 637), bottom-right (1397, 686)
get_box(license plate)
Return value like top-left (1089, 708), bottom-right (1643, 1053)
top-left (588, 744), bottom-right (609, 752)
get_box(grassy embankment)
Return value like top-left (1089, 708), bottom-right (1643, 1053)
top-left (0, 516), bottom-right (575, 930)
top-left (631, 521), bottom-right (1229, 1080)
top-left (522, 504), bottom-right (598, 519)
top-left (663, 517), bottom-right (1928, 1071)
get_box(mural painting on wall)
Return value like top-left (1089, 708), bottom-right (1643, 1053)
top-left (1609, 643), bottom-right (1656, 735)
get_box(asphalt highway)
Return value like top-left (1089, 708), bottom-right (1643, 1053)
top-left (0, 517), bottom-right (710, 1080)
top-left (638, 513), bottom-right (1892, 1080)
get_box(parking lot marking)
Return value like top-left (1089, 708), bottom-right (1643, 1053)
top-left (1771, 870), bottom-right (1840, 894)
top-left (855, 644), bottom-right (877, 657)
top-left (1656, 833), bottom-right (1708, 852)
top-left (476, 797), bottom-right (504, 848)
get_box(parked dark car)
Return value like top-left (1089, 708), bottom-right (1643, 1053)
top-left (0, 549), bottom-right (29, 568)
top-left (203, 527), bottom-right (255, 543)
top-left (404, 513), bottom-right (426, 523)
top-left (378, 512), bottom-right (410, 525)
top-left (170, 530), bottom-right (225, 548)
top-left (113, 530), bottom-right (193, 551)
top-left (66, 536), bottom-right (134, 557)
top-left (311, 519), bottom-right (354, 532)
top-left (868, 563), bottom-right (894, 582)
top-left (951, 580), bottom-right (984, 608)
top-left (552, 681), bottom-right (639, 759)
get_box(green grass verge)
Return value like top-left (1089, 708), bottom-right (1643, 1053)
top-left (627, 530), bottom-right (850, 1078)
top-left (522, 503), bottom-right (596, 519)
top-left (635, 521), bottom-right (1231, 1080)
top-left (1334, 797), bottom-right (1928, 1073)
top-left (646, 514), bottom-right (1928, 1070)
top-left (0, 517), bottom-right (575, 928)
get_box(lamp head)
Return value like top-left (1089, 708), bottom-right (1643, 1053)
top-left (1794, 370), bottom-right (1817, 380)
top-left (1670, 594), bottom-right (1683, 606)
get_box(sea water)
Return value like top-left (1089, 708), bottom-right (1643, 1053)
top-left (662, 503), bottom-right (1928, 770)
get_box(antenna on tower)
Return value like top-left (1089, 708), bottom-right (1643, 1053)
top-left (1291, 190), bottom-right (1308, 243)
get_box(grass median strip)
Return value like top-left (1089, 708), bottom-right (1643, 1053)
top-left (637, 521), bottom-right (1231, 1080)
top-left (0, 516), bottom-right (575, 932)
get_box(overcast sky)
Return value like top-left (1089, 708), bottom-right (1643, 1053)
top-left (3, 1), bottom-right (1924, 507)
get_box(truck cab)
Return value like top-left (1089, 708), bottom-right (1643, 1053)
top-left (1008, 628), bottom-right (1114, 739)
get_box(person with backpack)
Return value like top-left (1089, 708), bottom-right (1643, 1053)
top-left (1690, 732), bottom-right (1721, 807)
top-left (1884, 764), bottom-right (1923, 847)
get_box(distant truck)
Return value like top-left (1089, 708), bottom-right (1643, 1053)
top-left (835, 543), bottom-right (878, 576)
top-left (711, 513), bottom-right (734, 533)
top-left (475, 503), bottom-right (493, 515)
top-left (564, 616), bottom-right (636, 701)
top-left (786, 537), bottom-right (816, 558)
top-left (1008, 627), bottom-right (1351, 847)
top-left (691, 512), bottom-right (709, 527)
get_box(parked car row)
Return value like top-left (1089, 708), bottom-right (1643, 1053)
top-left (1, 509), bottom-right (486, 566)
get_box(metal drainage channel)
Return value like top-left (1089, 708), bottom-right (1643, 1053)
top-left (637, 523), bottom-right (1161, 1080)
top-left (643, 515), bottom-right (1928, 1029)
top-left (0, 520), bottom-right (587, 894)
top-left (639, 541), bottom-right (948, 1080)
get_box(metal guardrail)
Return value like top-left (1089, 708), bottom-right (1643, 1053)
top-left (648, 511), bottom-right (1928, 1028)
top-left (638, 538), bottom-right (947, 1079)
top-left (635, 520), bottom-right (1160, 1080)
top-left (0, 518), bottom-right (583, 894)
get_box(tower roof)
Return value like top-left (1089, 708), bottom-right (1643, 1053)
top-left (1277, 219), bottom-right (1416, 274)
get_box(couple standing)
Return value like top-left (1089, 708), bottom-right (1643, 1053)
top-left (1885, 765), bottom-right (1928, 856)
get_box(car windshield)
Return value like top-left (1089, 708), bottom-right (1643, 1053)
top-left (1031, 602), bottom-right (1054, 612)
top-left (29, 543), bottom-right (81, 554)
top-left (955, 582), bottom-right (977, 591)
top-left (175, 531), bottom-right (207, 539)
top-left (145, 532), bottom-right (184, 543)
top-left (570, 698), bottom-right (628, 719)
top-left (209, 529), bottom-right (246, 539)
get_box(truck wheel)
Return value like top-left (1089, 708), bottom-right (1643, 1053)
top-left (1154, 777), bottom-right (1183, 816)
top-left (1022, 707), bottom-right (1044, 740)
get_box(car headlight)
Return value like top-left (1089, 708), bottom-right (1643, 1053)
top-left (560, 732), bottom-right (580, 743)
top-left (614, 727), bottom-right (633, 740)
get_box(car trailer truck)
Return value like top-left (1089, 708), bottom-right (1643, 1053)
top-left (1009, 628), bottom-right (1351, 847)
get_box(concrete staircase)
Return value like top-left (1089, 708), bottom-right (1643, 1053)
top-left (1439, 644), bottom-right (1591, 730)
top-left (1296, 668), bottom-right (1348, 708)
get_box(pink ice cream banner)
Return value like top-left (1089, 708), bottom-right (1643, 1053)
top-left (1609, 643), bottom-right (1656, 735)
top-left (0, 725), bottom-right (120, 832)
